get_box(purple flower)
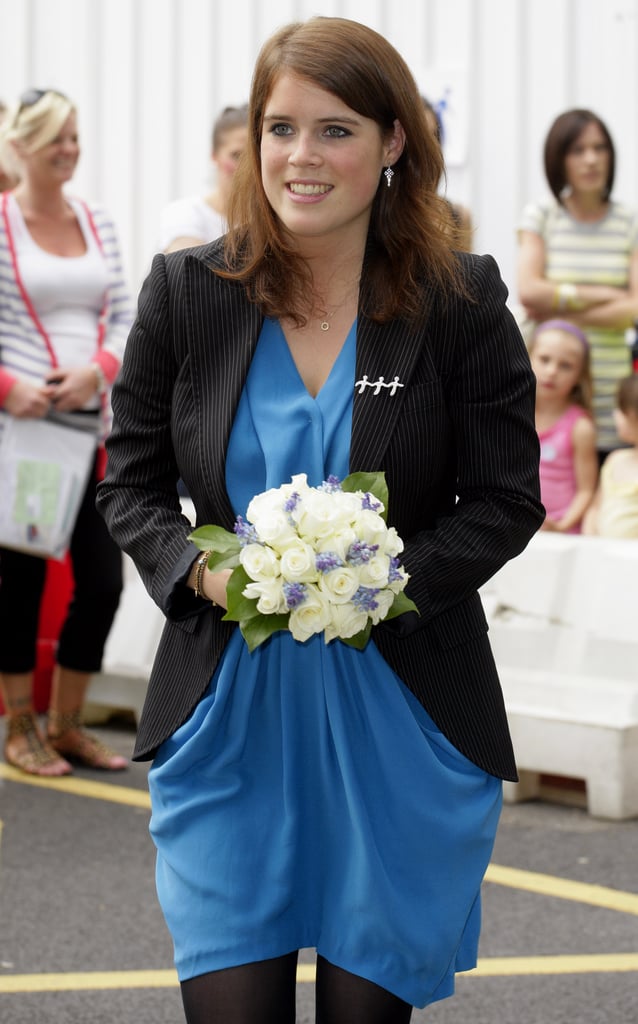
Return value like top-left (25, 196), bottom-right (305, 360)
top-left (346, 540), bottom-right (379, 565)
top-left (352, 586), bottom-right (380, 613)
top-left (361, 492), bottom-right (381, 512)
top-left (319, 475), bottom-right (342, 493)
top-left (388, 557), bottom-right (404, 584)
top-left (315, 551), bottom-right (345, 573)
top-left (234, 515), bottom-right (259, 546)
top-left (283, 581), bottom-right (308, 609)
top-left (283, 491), bottom-right (301, 514)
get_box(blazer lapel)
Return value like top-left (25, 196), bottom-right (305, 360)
top-left (350, 314), bottom-right (428, 472)
top-left (183, 251), bottom-right (263, 526)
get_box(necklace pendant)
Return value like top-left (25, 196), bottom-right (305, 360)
top-left (320, 320), bottom-right (330, 331)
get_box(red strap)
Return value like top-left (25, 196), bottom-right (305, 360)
top-left (1, 192), bottom-right (58, 368)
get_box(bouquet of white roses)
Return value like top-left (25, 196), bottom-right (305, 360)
top-left (189, 472), bottom-right (417, 652)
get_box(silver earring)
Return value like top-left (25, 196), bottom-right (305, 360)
top-left (384, 166), bottom-right (394, 188)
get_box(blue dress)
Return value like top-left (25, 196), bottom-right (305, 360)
top-left (148, 319), bottom-right (502, 1009)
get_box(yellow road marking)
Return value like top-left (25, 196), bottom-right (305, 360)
top-left (485, 864), bottom-right (638, 916)
top-left (470, 953), bottom-right (638, 977)
top-left (0, 764), bottom-right (150, 809)
top-left (2, 762), bottom-right (638, 995)
top-left (1, 956), bottom-right (637, 993)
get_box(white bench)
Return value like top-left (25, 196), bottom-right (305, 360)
top-left (482, 534), bottom-right (638, 820)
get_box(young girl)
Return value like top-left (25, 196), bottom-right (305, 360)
top-left (584, 375), bottom-right (638, 537)
top-left (530, 319), bottom-right (598, 532)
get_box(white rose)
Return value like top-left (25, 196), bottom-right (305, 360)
top-left (316, 528), bottom-right (357, 562)
top-left (288, 587), bottom-right (332, 642)
top-left (357, 554), bottom-right (391, 588)
top-left (243, 579), bottom-right (288, 615)
top-left (245, 486), bottom-right (285, 523)
top-left (324, 602), bottom-right (369, 643)
top-left (280, 541), bottom-right (318, 583)
top-left (239, 543), bottom-right (280, 581)
top-left (251, 508), bottom-right (297, 552)
top-left (368, 589), bottom-right (395, 625)
top-left (382, 526), bottom-right (404, 557)
top-left (294, 490), bottom-right (354, 541)
top-left (353, 507), bottom-right (389, 548)
top-left (317, 566), bottom-right (360, 604)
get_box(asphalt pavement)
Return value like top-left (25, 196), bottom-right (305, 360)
top-left (0, 717), bottom-right (636, 1024)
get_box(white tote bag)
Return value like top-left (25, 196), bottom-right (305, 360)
top-left (0, 412), bottom-right (97, 560)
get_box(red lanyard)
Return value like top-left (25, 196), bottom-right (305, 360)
top-left (1, 191), bottom-right (108, 369)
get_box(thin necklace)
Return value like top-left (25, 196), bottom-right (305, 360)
top-left (317, 285), bottom-right (359, 331)
top-left (320, 310), bottom-right (336, 332)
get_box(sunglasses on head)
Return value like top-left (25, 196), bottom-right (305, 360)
top-left (18, 88), bottom-right (68, 112)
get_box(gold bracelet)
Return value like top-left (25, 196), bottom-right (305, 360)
top-left (193, 551), bottom-right (216, 605)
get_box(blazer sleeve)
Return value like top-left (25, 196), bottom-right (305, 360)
top-left (382, 254), bottom-right (544, 635)
top-left (96, 252), bottom-right (203, 621)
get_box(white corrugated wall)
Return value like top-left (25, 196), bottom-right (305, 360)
top-left (1, 0), bottom-right (637, 301)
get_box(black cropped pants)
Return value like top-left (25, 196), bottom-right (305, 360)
top-left (0, 458), bottom-right (122, 674)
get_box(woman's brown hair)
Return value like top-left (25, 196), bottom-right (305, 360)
top-left (221, 17), bottom-right (461, 325)
top-left (543, 108), bottom-right (615, 203)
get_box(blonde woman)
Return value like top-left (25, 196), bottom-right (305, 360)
top-left (0, 89), bottom-right (134, 775)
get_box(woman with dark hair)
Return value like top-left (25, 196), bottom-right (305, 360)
top-left (98, 17), bottom-right (542, 1022)
top-left (518, 108), bottom-right (638, 458)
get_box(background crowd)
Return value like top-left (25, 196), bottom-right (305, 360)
top-left (1, 86), bottom-right (638, 779)
top-left (0, 12), bottom-right (637, 1021)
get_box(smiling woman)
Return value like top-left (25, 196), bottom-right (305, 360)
top-left (0, 89), bottom-right (134, 778)
top-left (97, 16), bottom-right (543, 1023)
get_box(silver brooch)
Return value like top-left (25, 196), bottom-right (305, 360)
top-left (355, 375), bottom-right (405, 396)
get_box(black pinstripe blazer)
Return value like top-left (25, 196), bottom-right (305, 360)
top-left (97, 240), bottom-right (544, 780)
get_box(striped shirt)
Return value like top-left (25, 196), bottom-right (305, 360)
top-left (0, 192), bottom-right (134, 437)
top-left (520, 199), bottom-right (638, 450)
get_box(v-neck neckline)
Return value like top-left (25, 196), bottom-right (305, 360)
top-left (274, 318), bottom-right (357, 401)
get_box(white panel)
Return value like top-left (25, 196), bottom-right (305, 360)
top-left (574, 0), bottom-right (638, 211)
top-left (0, 0), bottom-right (30, 102)
top-left (134, 0), bottom-right (178, 279)
top-left (94, 0), bottom-right (138, 287)
top-left (4, 0), bottom-right (638, 300)
top-left (172, 0), bottom-right (219, 203)
top-left (521, 0), bottom-right (571, 216)
top-left (473, 0), bottom-right (524, 295)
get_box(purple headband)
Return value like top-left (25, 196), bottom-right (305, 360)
top-left (532, 319), bottom-right (589, 350)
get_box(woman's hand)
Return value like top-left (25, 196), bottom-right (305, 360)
top-left (46, 365), bottom-right (100, 411)
top-left (187, 559), bottom-right (232, 609)
top-left (204, 568), bottom-right (232, 609)
top-left (3, 378), bottom-right (55, 418)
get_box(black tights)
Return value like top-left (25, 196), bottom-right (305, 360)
top-left (180, 953), bottom-right (413, 1024)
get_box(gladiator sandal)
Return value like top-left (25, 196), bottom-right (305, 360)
top-left (4, 712), bottom-right (72, 777)
top-left (47, 709), bottom-right (128, 771)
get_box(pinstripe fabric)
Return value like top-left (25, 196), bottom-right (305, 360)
top-left (97, 241), bottom-right (544, 780)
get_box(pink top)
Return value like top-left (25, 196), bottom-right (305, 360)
top-left (538, 405), bottom-right (588, 533)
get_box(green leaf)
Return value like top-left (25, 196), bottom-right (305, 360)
top-left (340, 622), bottom-right (372, 650)
top-left (384, 591), bottom-right (419, 620)
top-left (240, 613), bottom-right (290, 653)
top-left (223, 565), bottom-right (261, 622)
top-left (189, 525), bottom-right (241, 557)
top-left (341, 471), bottom-right (389, 521)
top-left (206, 549), bottom-right (241, 573)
